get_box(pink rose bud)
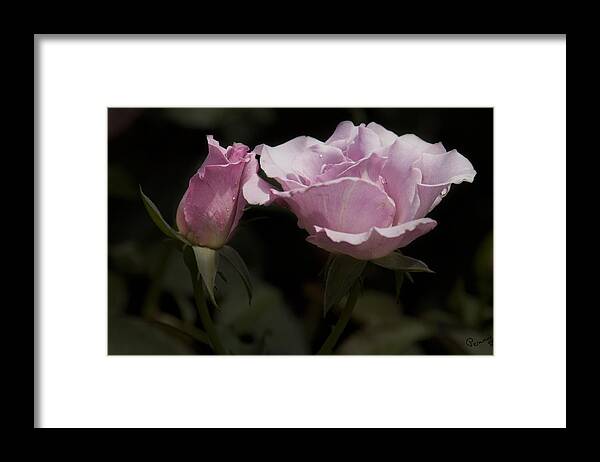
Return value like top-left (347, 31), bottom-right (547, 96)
top-left (249, 122), bottom-right (476, 260)
top-left (176, 135), bottom-right (268, 249)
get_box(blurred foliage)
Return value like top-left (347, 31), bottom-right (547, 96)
top-left (108, 316), bottom-right (195, 355)
top-left (216, 281), bottom-right (310, 355)
top-left (108, 108), bottom-right (493, 355)
top-left (419, 231), bottom-right (494, 355)
top-left (338, 291), bottom-right (434, 355)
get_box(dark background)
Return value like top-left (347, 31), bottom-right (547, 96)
top-left (108, 108), bottom-right (493, 355)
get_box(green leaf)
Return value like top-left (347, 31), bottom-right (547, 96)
top-left (219, 245), bottom-right (253, 306)
top-left (394, 271), bottom-right (405, 304)
top-left (139, 186), bottom-right (188, 244)
top-left (183, 245), bottom-right (220, 308)
top-left (371, 251), bottom-right (433, 273)
top-left (217, 271), bottom-right (228, 283)
top-left (324, 254), bottom-right (367, 316)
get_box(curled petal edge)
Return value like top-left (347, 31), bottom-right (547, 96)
top-left (307, 218), bottom-right (437, 260)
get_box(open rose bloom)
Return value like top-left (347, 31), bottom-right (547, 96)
top-left (177, 136), bottom-right (262, 249)
top-left (246, 122), bottom-right (476, 260)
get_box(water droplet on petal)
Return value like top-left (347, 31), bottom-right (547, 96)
top-left (440, 188), bottom-right (448, 197)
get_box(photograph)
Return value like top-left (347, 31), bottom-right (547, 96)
top-left (36, 34), bottom-right (566, 429)
top-left (108, 107), bottom-right (493, 355)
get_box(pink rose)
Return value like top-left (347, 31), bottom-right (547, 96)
top-left (176, 135), bottom-right (262, 249)
top-left (248, 121), bottom-right (476, 260)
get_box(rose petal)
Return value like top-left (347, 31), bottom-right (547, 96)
top-left (366, 122), bottom-right (398, 147)
top-left (415, 149), bottom-right (476, 186)
top-left (242, 155), bottom-right (278, 206)
top-left (318, 152), bottom-right (386, 190)
top-left (226, 184), bottom-right (249, 243)
top-left (388, 133), bottom-right (446, 159)
top-left (307, 218), bottom-right (438, 260)
top-left (226, 142), bottom-right (250, 163)
top-left (414, 184), bottom-right (449, 218)
top-left (317, 161), bottom-right (356, 182)
top-left (257, 136), bottom-right (344, 189)
top-left (272, 177), bottom-right (396, 235)
top-left (326, 120), bottom-right (358, 149)
top-left (346, 125), bottom-right (382, 161)
top-left (292, 142), bottom-right (346, 183)
top-left (379, 140), bottom-right (423, 225)
top-left (203, 135), bottom-right (229, 169)
top-left (255, 142), bottom-right (304, 190)
top-left (177, 162), bottom-right (246, 249)
top-left (413, 149), bottom-right (476, 217)
top-left (378, 135), bottom-right (449, 223)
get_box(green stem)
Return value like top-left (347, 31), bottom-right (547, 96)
top-left (317, 283), bottom-right (361, 355)
top-left (186, 260), bottom-right (228, 355)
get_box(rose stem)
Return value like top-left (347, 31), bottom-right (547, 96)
top-left (317, 282), bottom-right (361, 355)
top-left (187, 263), bottom-right (228, 355)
